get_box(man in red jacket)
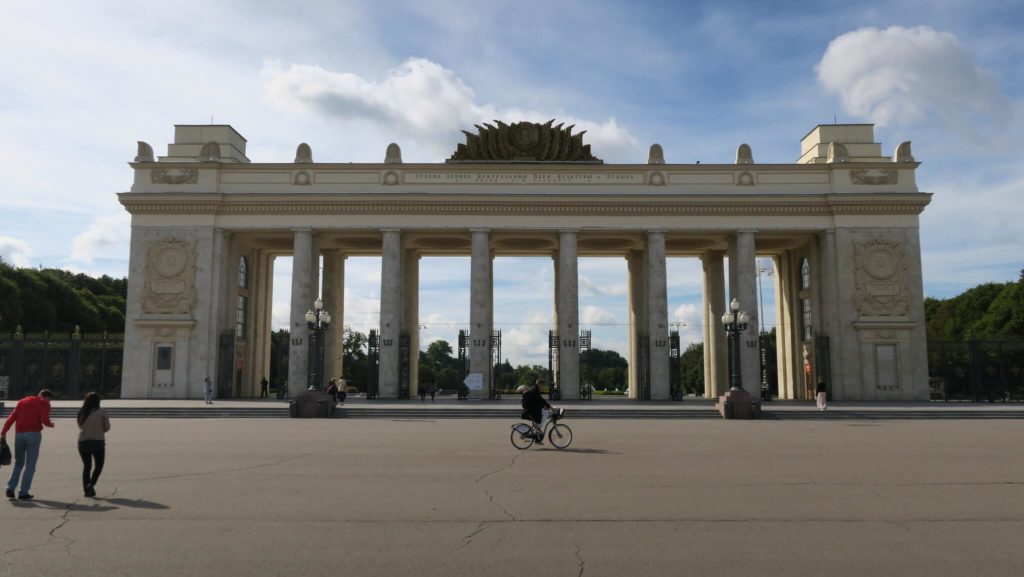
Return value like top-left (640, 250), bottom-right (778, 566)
top-left (2, 389), bottom-right (55, 500)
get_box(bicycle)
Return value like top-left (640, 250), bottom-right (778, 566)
top-left (510, 407), bottom-right (572, 450)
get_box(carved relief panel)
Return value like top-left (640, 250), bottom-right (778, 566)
top-left (142, 237), bottom-right (197, 314)
top-left (854, 239), bottom-right (908, 316)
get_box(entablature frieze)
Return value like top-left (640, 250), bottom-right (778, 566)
top-left (118, 193), bottom-right (932, 217)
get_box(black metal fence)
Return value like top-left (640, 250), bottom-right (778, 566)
top-left (0, 329), bottom-right (123, 400)
top-left (928, 340), bottom-right (1024, 402)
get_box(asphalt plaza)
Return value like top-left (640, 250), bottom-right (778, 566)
top-left (1, 414), bottom-right (1023, 577)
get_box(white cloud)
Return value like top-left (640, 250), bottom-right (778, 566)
top-left (582, 305), bottom-right (617, 326)
top-left (261, 58), bottom-right (636, 160)
top-left (817, 26), bottom-right (1011, 132)
top-left (70, 213), bottom-right (131, 263)
top-left (0, 236), bottom-right (31, 267)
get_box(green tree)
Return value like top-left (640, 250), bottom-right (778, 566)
top-left (681, 342), bottom-right (704, 395)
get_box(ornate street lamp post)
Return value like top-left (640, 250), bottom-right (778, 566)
top-left (756, 261), bottom-right (774, 401)
top-left (305, 298), bottom-right (331, 391)
top-left (720, 298), bottom-right (750, 392)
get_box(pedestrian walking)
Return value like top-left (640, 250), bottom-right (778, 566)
top-left (260, 376), bottom-right (269, 398)
top-left (77, 392), bottom-right (110, 497)
top-left (326, 378), bottom-right (339, 404)
top-left (2, 389), bottom-right (54, 500)
top-left (204, 377), bottom-right (214, 404)
top-left (815, 376), bottom-right (828, 411)
top-left (419, 384), bottom-right (427, 402)
top-left (429, 382), bottom-right (437, 402)
top-left (337, 378), bottom-right (347, 404)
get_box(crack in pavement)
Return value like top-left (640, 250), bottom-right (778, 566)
top-left (2, 498), bottom-right (80, 560)
top-left (460, 522), bottom-right (489, 548)
top-left (484, 489), bottom-right (516, 521)
top-left (127, 449), bottom-right (334, 483)
top-left (573, 542), bottom-right (585, 577)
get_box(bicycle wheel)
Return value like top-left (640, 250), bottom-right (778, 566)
top-left (510, 423), bottom-right (535, 450)
top-left (548, 423), bottom-right (573, 449)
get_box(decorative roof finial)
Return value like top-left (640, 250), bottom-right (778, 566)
top-left (135, 141), bottom-right (154, 162)
top-left (295, 143), bottom-right (313, 163)
top-left (385, 143), bottom-right (403, 164)
top-left (736, 143), bottom-right (754, 165)
top-left (648, 144), bottom-right (665, 165)
top-left (894, 141), bottom-right (914, 163)
top-left (198, 142), bottom-right (221, 163)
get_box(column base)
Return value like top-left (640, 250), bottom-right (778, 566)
top-left (716, 389), bottom-right (761, 420)
top-left (291, 389), bottom-right (335, 418)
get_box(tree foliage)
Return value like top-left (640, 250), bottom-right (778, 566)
top-left (926, 272), bottom-right (1024, 340)
top-left (0, 258), bottom-right (126, 334)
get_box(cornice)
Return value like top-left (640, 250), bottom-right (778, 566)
top-left (130, 161), bottom-right (921, 171)
top-left (118, 192), bottom-right (931, 216)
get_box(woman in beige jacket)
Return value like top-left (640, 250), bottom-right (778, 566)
top-left (77, 392), bottom-right (110, 497)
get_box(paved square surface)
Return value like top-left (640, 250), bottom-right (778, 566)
top-left (2, 416), bottom-right (1023, 576)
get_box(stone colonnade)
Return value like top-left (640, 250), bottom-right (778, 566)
top-left (279, 227), bottom-right (802, 401)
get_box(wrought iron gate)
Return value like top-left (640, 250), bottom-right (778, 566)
top-left (458, 329), bottom-right (470, 382)
top-left (579, 329), bottom-right (593, 400)
top-left (398, 332), bottom-right (410, 399)
top-left (366, 329), bottom-right (380, 399)
top-left (0, 329), bottom-right (124, 400)
top-left (637, 334), bottom-right (651, 400)
top-left (548, 330), bottom-right (560, 400)
top-left (669, 330), bottom-right (682, 401)
top-left (490, 329), bottom-right (501, 399)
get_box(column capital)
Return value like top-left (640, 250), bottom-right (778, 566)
top-left (735, 228), bottom-right (758, 235)
top-left (558, 228), bottom-right (579, 235)
top-left (380, 228), bottom-right (402, 234)
top-left (468, 227), bottom-right (490, 233)
top-left (646, 228), bottom-right (667, 235)
top-left (291, 227), bottom-right (312, 233)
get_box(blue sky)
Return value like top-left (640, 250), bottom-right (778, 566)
top-left (1, 1), bottom-right (1022, 365)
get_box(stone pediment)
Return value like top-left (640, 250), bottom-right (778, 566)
top-left (447, 120), bottom-right (602, 163)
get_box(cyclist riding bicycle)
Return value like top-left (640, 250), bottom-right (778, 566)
top-left (518, 378), bottom-right (552, 444)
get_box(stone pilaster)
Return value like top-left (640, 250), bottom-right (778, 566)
top-left (321, 250), bottom-right (344, 384)
top-left (469, 229), bottom-right (492, 399)
top-left (403, 250), bottom-right (420, 397)
top-left (702, 250), bottom-right (727, 397)
top-left (379, 229), bottom-right (402, 399)
top-left (557, 230), bottom-right (580, 400)
top-left (626, 250), bottom-right (647, 400)
top-left (646, 231), bottom-right (670, 400)
top-left (728, 230), bottom-right (759, 393)
top-left (287, 229), bottom-right (313, 397)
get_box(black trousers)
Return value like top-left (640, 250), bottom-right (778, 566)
top-left (78, 440), bottom-right (106, 488)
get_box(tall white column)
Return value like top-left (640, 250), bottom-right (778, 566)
top-left (702, 250), bottom-right (727, 397)
top-left (403, 250), bottom-right (420, 397)
top-left (287, 229), bottom-right (313, 397)
top-left (322, 250), bottom-right (344, 384)
top-left (730, 230), bottom-right (760, 393)
top-left (774, 255), bottom-right (793, 399)
top-left (379, 229), bottom-right (402, 398)
top-left (817, 231), bottom-right (842, 398)
top-left (557, 230), bottom-right (580, 400)
top-left (250, 249), bottom-right (274, 396)
top-left (469, 229), bottom-right (492, 399)
top-left (626, 251), bottom-right (646, 400)
top-left (646, 231), bottom-right (670, 400)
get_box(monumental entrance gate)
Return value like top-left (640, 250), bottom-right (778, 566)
top-left (117, 121), bottom-right (931, 401)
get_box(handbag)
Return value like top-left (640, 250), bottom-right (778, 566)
top-left (0, 439), bottom-right (11, 467)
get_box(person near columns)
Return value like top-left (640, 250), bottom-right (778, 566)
top-left (816, 376), bottom-right (828, 411)
top-left (2, 389), bottom-right (54, 500)
top-left (77, 392), bottom-right (111, 498)
top-left (204, 377), bottom-right (214, 404)
top-left (520, 378), bottom-right (553, 443)
top-left (260, 376), bottom-right (269, 398)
